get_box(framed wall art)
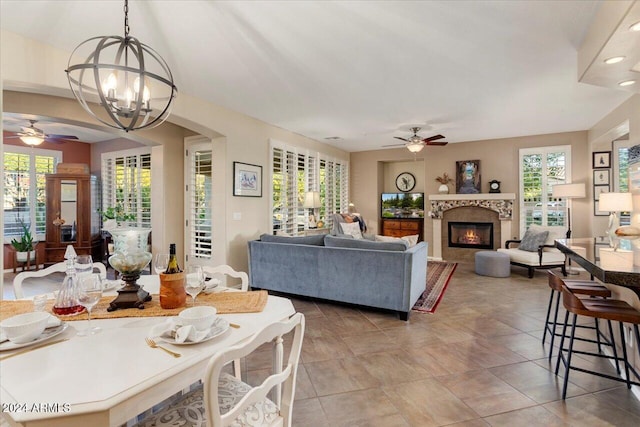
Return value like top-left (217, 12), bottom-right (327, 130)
top-left (592, 151), bottom-right (611, 169)
top-left (233, 161), bottom-right (262, 197)
top-left (593, 185), bottom-right (609, 201)
top-left (593, 169), bottom-right (610, 186)
top-left (455, 159), bottom-right (481, 194)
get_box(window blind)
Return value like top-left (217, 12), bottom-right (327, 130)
top-left (187, 148), bottom-right (213, 259)
top-left (101, 148), bottom-right (152, 228)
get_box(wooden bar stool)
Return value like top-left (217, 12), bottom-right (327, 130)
top-left (555, 283), bottom-right (640, 399)
top-left (543, 271), bottom-right (611, 361)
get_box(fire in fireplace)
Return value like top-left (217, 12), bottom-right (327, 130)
top-left (448, 221), bottom-right (494, 249)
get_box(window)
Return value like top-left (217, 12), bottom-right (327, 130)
top-left (186, 146), bottom-right (212, 260)
top-left (270, 141), bottom-right (348, 235)
top-left (101, 147), bottom-right (152, 228)
top-left (519, 145), bottom-right (571, 234)
top-left (3, 146), bottom-right (61, 241)
top-left (613, 138), bottom-right (632, 192)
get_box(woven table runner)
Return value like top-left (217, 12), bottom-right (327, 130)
top-left (0, 290), bottom-right (268, 321)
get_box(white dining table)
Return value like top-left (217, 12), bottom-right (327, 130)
top-left (0, 275), bottom-right (295, 427)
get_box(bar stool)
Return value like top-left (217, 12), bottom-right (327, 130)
top-left (543, 271), bottom-right (612, 361)
top-left (555, 283), bottom-right (640, 399)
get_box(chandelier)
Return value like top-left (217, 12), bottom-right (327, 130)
top-left (66, 0), bottom-right (177, 132)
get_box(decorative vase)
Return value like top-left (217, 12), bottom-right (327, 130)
top-left (438, 184), bottom-right (449, 194)
top-left (107, 227), bottom-right (153, 311)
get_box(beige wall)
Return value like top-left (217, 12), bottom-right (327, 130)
top-left (351, 131), bottom-right (591, 256)
top-left (1, 30), bottom-right (349, 273)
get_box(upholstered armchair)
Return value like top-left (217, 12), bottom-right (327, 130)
top-left (497, 224), bottom-right (567, 278)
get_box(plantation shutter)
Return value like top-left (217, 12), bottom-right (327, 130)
top-left (3, 146), bottom-right (60, 241)
top-left (519, 146), bottom-right (570, 234)
top-left (187, 147), bottom-right (213, 259)
top-left (101, 148), bottom-right (152, 228)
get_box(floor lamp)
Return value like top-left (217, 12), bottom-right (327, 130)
top-left (599, 192), bottom-right (633, 249)
top-left (552, 183), bottom-right (586, 274)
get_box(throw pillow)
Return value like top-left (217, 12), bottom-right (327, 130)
top-left (340, 222), bottom-right (363, 239)
top-left (374, 234), bottom-right (403, 244)
top-left (401, 234), bottom-right (419, 247)
top-left (518, 229), bottom-right (549, 252)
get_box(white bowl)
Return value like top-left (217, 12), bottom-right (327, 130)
top-left (0, 312), bottom-right (50, 344)
top-left (178, 306), bottom-right (217, 331)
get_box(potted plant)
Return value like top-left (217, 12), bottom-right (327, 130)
top-left (435, 173), bottom-right (453, 194)
top-left (11, 219), bottom-right (36, 262)
top-left (99, 205), bottom-right (136, 230)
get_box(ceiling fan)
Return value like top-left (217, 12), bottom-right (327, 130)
top-left (383, 127), bottom-right (448, 153)
top-left (6, 120), bottom-right (79, 146)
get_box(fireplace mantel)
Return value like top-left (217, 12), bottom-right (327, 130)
top-left (428, 193), bottom-right (516, 260)
top-left (428, 193), bottom-right (516, 220)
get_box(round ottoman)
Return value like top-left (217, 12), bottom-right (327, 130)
top-left (475, 251), bottom-right (510, 278)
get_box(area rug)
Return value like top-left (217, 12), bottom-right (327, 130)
top-left (412, 261), bottom-right (457, 314)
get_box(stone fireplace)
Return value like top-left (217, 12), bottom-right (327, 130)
top-left (428, 193), bottom-right (516, 261)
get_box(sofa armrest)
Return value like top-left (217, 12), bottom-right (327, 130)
top-left (505, 239), bottom-right (521, 248)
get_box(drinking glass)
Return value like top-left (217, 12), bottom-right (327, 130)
top-left (77, 274), bottom-right (103, 336)
top-left (154, 253), bottom-right (170, 275)
top-left (33, 294), bottom-right (48, 312)
top-left (185, 265), bottom-right (205, 306)
top-left (75, 255), bottom-right (94, 280)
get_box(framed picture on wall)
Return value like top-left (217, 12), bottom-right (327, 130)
top-left (233, 162), bottom-right (262, 197)
top-left (593, 151), bottom-right (611, 169)
top-left (455, 159), bottom-right (481, 194)
top-left (593, 185), bottom-right (609, 201)
top-left (594, 201), bottom-right (609, 216)
top-left (593, 169), bottom-right (610, 185)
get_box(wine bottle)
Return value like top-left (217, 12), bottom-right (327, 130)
top-left (159, 243), bottom-right (186, 309)
top-left (166, 243), bottom-right (182, 274)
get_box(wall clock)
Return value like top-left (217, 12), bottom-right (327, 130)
top-left (489, 180), bottom-right (501, 193)
top-left (395, 172), bottom-right (416, 192)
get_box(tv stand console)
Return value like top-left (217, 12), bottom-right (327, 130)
top-left (381, 218), bottom-right (424, 242)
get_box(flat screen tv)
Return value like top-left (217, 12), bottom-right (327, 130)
top-left (381, 193), bottom-right (425, 218)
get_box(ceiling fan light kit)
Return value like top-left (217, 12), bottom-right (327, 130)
top-left (406, 142), bottom-right (425, 153)
top-left (65, 0), bottom-right (177, 132)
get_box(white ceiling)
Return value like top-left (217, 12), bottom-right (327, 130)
top-left (1, 0), bottom-right (636, 152)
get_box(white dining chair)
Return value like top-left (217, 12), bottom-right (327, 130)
top-left (13, 261), bottom-right (107, 299)
top-left (134, 313), bottom-right (305, 427)
top-left (202, 264), bottom-right (249, 291)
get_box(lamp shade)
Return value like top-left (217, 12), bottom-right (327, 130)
top-left (552, 183), bottom-right (586, 199)
top-left (303, 191), bottom-right (321, 208)
top-left (406, 142), bottom-right (424, 153)
top-left (599, 192), bottom-right (633, 212)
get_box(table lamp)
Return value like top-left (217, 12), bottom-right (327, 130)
top-left (599, 192), bottom-right (633, 248)
top-left (303, 191), bottom-right (321, 228)
top-left (552, 182), bottom-right (586, 238)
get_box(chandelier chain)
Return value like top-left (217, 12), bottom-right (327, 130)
top-left (124, 0), bottom-right (130, 38)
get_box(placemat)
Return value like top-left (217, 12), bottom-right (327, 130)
top-left (0, 291), bottom-right (268, 321)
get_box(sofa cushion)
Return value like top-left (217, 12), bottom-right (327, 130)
top-left (340, 222), bottom-right (363, 239)
top-left (518, 228), bottom-right (549, 252)
top-left (497, 247), bottom-right (565, 265)
top-left (260, 233), bottom-right (325, 246)
top-left (528, 224), bottom-right (566, 252)
top-left (324, 235), bottom-right (408, 251)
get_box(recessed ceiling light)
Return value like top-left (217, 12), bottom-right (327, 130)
top-left (630, 21), bottom-right (640, 32)
top-left (604, 56), bottom-right (625, 64)
top-left (619, 80), bottom-right (636, 87)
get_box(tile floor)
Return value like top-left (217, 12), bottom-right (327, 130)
top-left (4, 263), bottom-right (640, 426)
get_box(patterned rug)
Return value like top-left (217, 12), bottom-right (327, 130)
top-left (412, 261), bottom-right (457, 314)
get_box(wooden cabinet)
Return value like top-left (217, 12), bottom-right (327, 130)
top-left (381, 218), bottom-right (424, 242)
top-left (45, 173), bottom-right (102, 264)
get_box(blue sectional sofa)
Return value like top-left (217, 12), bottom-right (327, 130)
top-left (248, 234), bottom-right (428, 320)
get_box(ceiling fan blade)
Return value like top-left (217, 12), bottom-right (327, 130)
top-left (393, 136), bottom-right (409, 142)
top-left (425, 141), bottom-right (448, 146)
top-left (44, 137), bottom-right (77, 144)
top-left (382, 143), bottom-right (408, 148)
top-left (422, 134), bottom-right (445, 142)
top-left (47, 134), bottom-right (79, 140)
